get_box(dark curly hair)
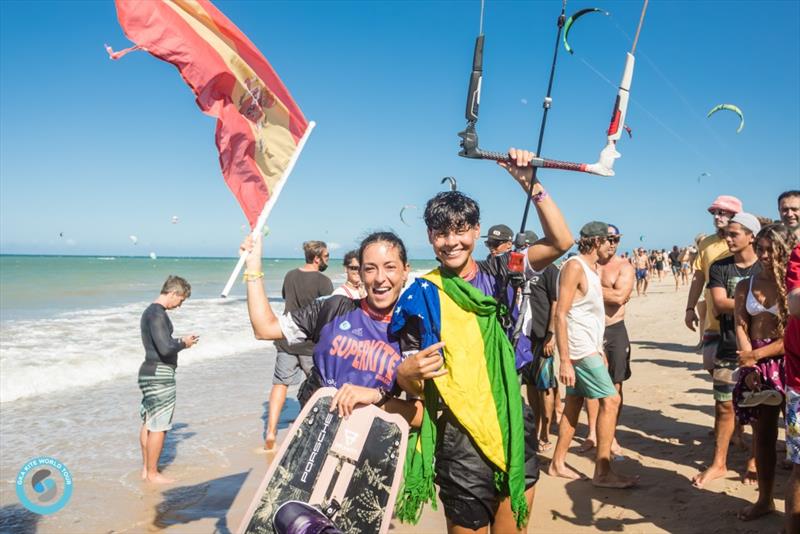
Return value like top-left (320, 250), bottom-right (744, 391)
top-left (423, 191), bottom-right (480, 233)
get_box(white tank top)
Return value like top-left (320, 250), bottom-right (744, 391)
top-left (559, 256), bottom-right (606, 360)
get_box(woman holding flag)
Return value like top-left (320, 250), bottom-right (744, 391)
top-left (391, 148), bottom-right (573, 533)
top-left (239, 231), bottom-right (444, 426)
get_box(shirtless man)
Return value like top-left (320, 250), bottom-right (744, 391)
top-left (581, 224), bottom-right (635, 456)
top-left (634, 248), bottom-right (649, 296)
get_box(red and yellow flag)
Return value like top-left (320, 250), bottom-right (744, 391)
top-left (108, 0), bottom-right (310, 228)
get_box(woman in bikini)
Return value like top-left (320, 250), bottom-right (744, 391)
top-left (733, 223), bottom-right (796, 521)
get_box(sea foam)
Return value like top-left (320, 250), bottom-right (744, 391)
top-left (0, 297), bottom-right (273, 403)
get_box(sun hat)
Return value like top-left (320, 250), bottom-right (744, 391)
top-left (707, 195), bottom-right (742, 214)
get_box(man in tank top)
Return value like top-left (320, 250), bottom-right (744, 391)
top-left (547, 221), bottom-right (638, 488)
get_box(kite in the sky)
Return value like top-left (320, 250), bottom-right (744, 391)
top-left (129, 235), bottom-right (138, 245)
top-left (399, 205), bottom-right (417, 226)
top-left (441, 176), bottom-right (458, 191)
top-left (623, 125), bottom-right (632, 139)
top-left (707, 104), bottom-right (744, 133)
top-left (698, 172), bottom-right (711, 183)
top-left (563, 8), bottom-right (609, 55)
top-left (171, 215), bottom-right (179, 224)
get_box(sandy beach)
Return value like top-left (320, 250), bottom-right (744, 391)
top-left (0, 275), bottom-right (789, 533)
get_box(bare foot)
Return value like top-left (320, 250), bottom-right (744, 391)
top-left (548, 461), bottom-right (585, 480)
top-left (692, 465), bottom-right (728, 488)
top-left (737, 500), bottom-right (775, 521)
top-left (145, 472), bottom-right (175, 484)
top-left (264, 434), bottom-right (276, 452)
top-left (578, 438), bottom-right (596, 453)
top-left (742, 458), bottom-right (758, 486)
top-left (141, 467), bottom-right (147, 480)
top-left (538, 439), bottom-right (553, 452)
top-left (592, 471), bottom-right (638, 488)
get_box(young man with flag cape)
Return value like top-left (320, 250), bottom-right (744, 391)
top-left (391, 148), bottom-right (573, 532)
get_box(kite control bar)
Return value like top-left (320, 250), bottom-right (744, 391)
top-left (457, 34), bottom-right (613, 177)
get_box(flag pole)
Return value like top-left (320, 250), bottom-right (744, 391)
top-left (220, 121), bottom-right (316, 297)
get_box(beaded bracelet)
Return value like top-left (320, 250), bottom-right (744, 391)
top-left (243, 271), bottom-right (264, 282)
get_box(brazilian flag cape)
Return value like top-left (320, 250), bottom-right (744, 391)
top-left (390, 268), bottom-right (529, 528)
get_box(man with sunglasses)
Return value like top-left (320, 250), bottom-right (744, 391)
top-left (482, 223), bottom-right (514, 258)
top-left (684, 195), bottom-right (742, 375)
top-left (580, 224), bottom-right (635, 455)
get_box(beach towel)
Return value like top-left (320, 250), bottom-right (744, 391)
top-left (390, 268), bottom-right (528, 527)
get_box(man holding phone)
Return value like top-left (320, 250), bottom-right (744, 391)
top-left (137, 275), bottom-right (198, 484)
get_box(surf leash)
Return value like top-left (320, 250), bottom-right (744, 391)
top-left (456, 0), bottom-right (613, 177)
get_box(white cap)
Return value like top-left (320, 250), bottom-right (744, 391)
top-left (731, 212), bottom-right (761, 234)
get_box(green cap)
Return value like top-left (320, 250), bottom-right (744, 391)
top-left (579, 221), bottom-right (609, 238)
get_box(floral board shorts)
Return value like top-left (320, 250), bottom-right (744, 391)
top-left (787, 387), bottom-right (800, 465)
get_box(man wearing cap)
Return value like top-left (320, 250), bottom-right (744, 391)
top-left (518, 229), bottom-right (563, 451)
top-left (580, 224), bottom-right (635, 456)
top-left (548, 221), bottom-right (637, 488)
top-left (483, 223), bottom-right (514, 258)
top-left (692, 212), bottom-right (761, 488)
top-left (685, 195), bottom-right (742, 375)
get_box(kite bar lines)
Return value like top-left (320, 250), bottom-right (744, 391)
top-left (592, 0), bottom-right (649, 177)
top-left (456, 1), bottom-right (618, 177)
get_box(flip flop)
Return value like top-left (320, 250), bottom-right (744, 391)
top-left (738, 389), bottom-right (783, 408)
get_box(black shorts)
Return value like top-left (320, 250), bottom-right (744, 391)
top-left (519, 336), bottom-right (546, 386)
top-left (435, 403), bottom-right (539, 530)
top-left (604, 321), bottom-right (631, 383)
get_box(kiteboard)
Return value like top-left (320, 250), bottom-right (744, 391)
top-left (237, 387), bottom-right (409, 534)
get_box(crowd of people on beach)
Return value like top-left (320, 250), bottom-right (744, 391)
top-left (133, 164), bottom-right (800, 532)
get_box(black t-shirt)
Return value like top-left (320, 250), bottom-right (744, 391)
top-left (668, 250), bottom-right (681, 267)
top-left (527, 264), bottom-right (558, 339)
top-left (275, 268), bottom-right (333, 355)
top-left (707, 256), bottom-right (762, 359)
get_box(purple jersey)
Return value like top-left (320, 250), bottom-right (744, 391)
top-left (281, 295), bottom-right (403, 390)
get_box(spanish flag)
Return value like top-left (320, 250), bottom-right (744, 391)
top-left (391, 268), bottom-right (529, 527)
top-left (107, 0), bottom-right (310, 228)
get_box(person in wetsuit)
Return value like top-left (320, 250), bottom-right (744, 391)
top-left (138, 275), bottom-right (198, 484)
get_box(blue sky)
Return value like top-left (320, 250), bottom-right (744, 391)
top-left (1, 1), bottom-right (798, 259)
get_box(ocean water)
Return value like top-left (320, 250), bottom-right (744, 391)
top-left (0, 255), bottom-right (438, 403)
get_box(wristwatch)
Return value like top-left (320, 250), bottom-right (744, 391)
top-left (375, 387), bottom-right (391, 407)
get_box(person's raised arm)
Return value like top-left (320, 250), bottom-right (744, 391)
top-left (498, 148), bottom-right (573, 272)
top-left (240, 234), bottom-right (285, 341)
top-left (604, 262), bottom-right (635, 306)
top-left (555, 261), bottom-right (581, 387)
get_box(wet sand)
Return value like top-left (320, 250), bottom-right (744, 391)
top-left (0, 276), bottom-right (788, 533)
